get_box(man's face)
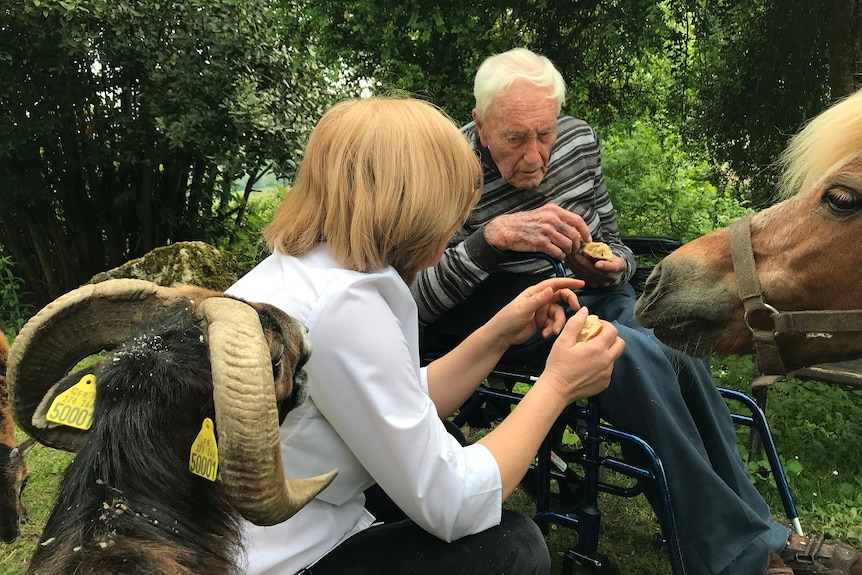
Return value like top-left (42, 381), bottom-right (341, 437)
top-left (473, 82), bottom-right (558, 189)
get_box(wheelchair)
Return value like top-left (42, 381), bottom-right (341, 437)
top-left (421, 238), bottom-right (802, 575)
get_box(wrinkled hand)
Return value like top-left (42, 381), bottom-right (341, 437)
top-left (565, 252), bottom-right (626, 287)
top-left (488, 277), bottom-right (584, 348)
top-left (540, 307), bottom-right (625, 405)
top-left (483, 204), bottom-right (592, 260)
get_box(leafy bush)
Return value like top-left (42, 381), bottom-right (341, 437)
top-left (0, 254), bottom-right (33, 333)
top-left (602, 119), bottom-right (751, 241)
top-left (714, 354), bottom-right (862, 548)
top-left (222, 185), bottom-right (287, 275)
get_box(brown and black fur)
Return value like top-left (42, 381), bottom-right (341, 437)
top-left (26, 300), bottom-right (305, 574)
top-left (0, 331), bottom-right (34, 543)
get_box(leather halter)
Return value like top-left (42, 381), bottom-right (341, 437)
top-left (729, 216), bottom-right (862, 385)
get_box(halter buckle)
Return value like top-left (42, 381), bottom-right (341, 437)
top-left (744, 303), bottom-right (780, 335)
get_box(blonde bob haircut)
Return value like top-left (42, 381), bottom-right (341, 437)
top-left (265, 97), bottom-right (482, 284)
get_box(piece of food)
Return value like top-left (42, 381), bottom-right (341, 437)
top-left (580, 241), bottom-right (614, 261)
top-left (576, 314), bottom-right (603, 342)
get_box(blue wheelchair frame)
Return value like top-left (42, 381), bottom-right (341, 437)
top-left (452, 378), bottom-right (800, 574)
top-left (440, 245), bottom-right (801, 574)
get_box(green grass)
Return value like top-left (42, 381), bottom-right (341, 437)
top-left (500, 355), bottom-right (862, 574)
top-left (2, 355), bottom-right (862, 575)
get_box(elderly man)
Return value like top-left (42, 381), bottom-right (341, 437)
top-left (412, 47), bottom-right (856, 575)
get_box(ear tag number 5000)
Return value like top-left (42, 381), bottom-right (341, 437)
top-left (189, 418), bottom-right (219, 482)
top-left (46, 374), bottom-right (96, 430)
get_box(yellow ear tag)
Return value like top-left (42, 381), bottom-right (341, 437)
top-left (189, 418), bottom-right (219, 482)
top-left (46, 374), bottom-right (96, 430)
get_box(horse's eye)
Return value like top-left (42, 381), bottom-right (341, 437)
top-left (822, 186), bottom-right (862, 216)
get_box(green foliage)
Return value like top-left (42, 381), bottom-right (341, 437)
top-left (302, 0), bottom-right (514, 123)
top-left (715, 356), bottom-right (862, 549)
top-left (305, 0), bottom-right (857, 211)
top-left (680, 0), bottom-right (844, 207)
top-left (222, 186), bottom-right (287, 274)
top-left (304, 0), bottom-right (680, 125)
top-left (0, 255), bottom-right (33, 333)
top-left (0, 0), bottom-right (348, 305)
top-left (0, 434), bottom-right (74, 575)
top-left (602, 119), bottom-right (751, 241)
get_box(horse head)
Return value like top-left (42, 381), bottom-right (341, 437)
top-left (635, 89), bottom-right (862, 372)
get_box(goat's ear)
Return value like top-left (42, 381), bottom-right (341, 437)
top-left (31, 364), bottom-right (103, 439)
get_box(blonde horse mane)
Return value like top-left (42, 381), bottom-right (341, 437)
top-left (777, 89), bottom-right (862, 199)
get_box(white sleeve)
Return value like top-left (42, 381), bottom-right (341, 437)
top-left (306, 278), bottom-right (502, 541)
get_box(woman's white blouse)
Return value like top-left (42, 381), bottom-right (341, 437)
top-left (226, 244), bottom-right (503, 574)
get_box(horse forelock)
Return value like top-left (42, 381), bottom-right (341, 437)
top-left (777, 89), bottom-right (862, 200)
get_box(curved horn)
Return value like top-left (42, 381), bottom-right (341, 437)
top-left (200, 298), bottom-right (336, 525)
top-left (7, 279), bottom-right (195, 451)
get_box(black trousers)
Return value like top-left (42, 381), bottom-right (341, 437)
top-left (301, 421), bottom-right (551, 575)
top-left (300, 508), bottom-right (550, 575)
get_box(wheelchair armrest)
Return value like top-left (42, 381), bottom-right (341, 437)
top-left (507, 251), bottom-right (566, 277)
top-left (622, 236), bottom-right (682, 257)
top-left (622, 236), bottom-right (682, 297)
top-left (506, 236), bottom-right (683, 273)
top-left (505, 238), bottom-right (683, 297)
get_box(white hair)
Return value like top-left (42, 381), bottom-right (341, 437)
top-left (473, 48), bottom-right (566, 121)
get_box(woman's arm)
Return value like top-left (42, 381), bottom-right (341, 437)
top-left (428, 275), bottom-right (624, 500)
top-left (478, 312), bottom-right (623, 498)
top-left (426, 277), bottom-right (581, 417)
top-left (307, 276), bottom-right (504, 541)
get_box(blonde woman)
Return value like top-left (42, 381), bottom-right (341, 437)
top-left (228, 97), bottom-right (623, 575)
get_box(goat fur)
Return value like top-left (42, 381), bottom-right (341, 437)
top-left (27, 301), bottom-right (303, 574)
top-left (0, 331), bottom-right (32, 544)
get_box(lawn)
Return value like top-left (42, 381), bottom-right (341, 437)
top-left (2, 355), bottom-right (862, 575)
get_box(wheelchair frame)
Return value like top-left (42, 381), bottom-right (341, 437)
top-left (430, 239), bottom-right (802, 575)
top-left (451, 373), bottom-right (800, 575)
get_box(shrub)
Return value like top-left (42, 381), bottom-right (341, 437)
top-left (0, 254), bottom-right (33, 333)
top-left (223, 185), bottom-right (287, 275)
top-left (602, 119), bottom-right (751, 241)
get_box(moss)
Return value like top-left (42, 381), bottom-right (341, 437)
top-left (89, 242), bottom-right (240, 291)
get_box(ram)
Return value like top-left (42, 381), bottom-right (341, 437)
top-left (0, 330), bottom-right (35, 543)
top-left (6, 279), bottom-right (336, 574)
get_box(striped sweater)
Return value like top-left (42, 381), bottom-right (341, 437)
top-left (411, 116), bottom-right (635, 326)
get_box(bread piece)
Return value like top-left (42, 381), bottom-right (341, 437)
top-left (576, 314), bottom-right (603, 342)
top-left (581, 241), bottom-right (614, 261)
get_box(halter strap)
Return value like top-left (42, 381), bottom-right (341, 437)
top-left (729, 217), bottom-right (789, 382)
top-left (729, 216), bottom-right (862, 384)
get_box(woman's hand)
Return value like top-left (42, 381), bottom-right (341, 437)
top-left (538, 307), bottom-right (624, 405)
top-left (487, 277), bottom-right (584, 348)
top-left (478, 306), bottom-right (624, 499)
top-left (429, 277), bottom-right (581, 417)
